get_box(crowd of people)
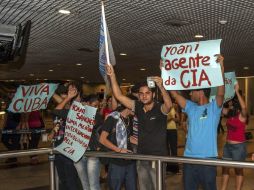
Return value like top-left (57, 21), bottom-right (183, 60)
top-left (1, 54), bottom-right (253, 190)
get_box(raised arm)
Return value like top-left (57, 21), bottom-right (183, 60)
top-left (55, 87), bottom-right (77, 110)
top-left (106, 64), bottom-right (134, 110)
top-left (170, 91), bottom-right (187, 109)
top-left (151, 76), bottom-right (172, 114)
top-left (235, 83), bottom-right (247, 120)
top-left (215, 54), bottom-right (225, 107)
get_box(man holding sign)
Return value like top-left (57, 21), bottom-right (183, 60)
top-left (170, 54), bottom-right (225, 190)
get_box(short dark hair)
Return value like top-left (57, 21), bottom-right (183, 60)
top-left (83, 94), bottom-right (99, 104)
top-left (200, 88), bottom-right (211, 98)
top-left (137, 81), bottom-right (156, 93)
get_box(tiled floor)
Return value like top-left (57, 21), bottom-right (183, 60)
top-left (0, 117), bottom-right (254, 190)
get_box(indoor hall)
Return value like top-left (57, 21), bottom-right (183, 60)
top-left (0, 0), bottom-right (254, 190)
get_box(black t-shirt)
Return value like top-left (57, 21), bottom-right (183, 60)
top-left (135, 101), bottom-right (168, 156)
top-left (51, 109), bottom-right (69, 147)
top-left (101, 114), bottom-right (134, 166)
top-left (88, 113), bottom-right (103, 151)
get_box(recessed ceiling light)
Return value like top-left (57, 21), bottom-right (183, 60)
top-left (120, 53), bottom-right (127, 56)
top-left (9, 80), bottom-right (14, 82)
top-left (29, 73), bottom-right (34, 76)
top-left (80, 76), bottom-right (85, 79)
top-left (218, 20), bottom-right (227, 25)
top-left (244, 67), bottom-right (249, 70)
top-left (140, 68), bottom-right (146, 71)
top-left (44, 79), bottom-right (48, 80)
top-left (122, 78), bottom-right (126, 81)
top-left (76, 63), bottom-right (82, 66)
top-left (194, 34), bottom-right (204, 38)
top-left (49, 69), bottom-right (53, 72)
top-left (58, 9), bottom-right (71, 14)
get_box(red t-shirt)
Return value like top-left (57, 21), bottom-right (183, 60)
top-left (226, 114), bottom-right (246, 142)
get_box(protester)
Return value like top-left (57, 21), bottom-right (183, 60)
top-left (27, 110), bottom-right (45, 164)
top-left (74, 94), bottom-right (103, 190)
top-left (106, 64), bottom-right (172, 190)
top-left (51, 81), bottom-right (82, 190)
top-left (99, 105), bottom-right (137, 190)
top-left (170, 54), bottom-right (225, 190)
top-left (221, 83), bottom-right (248, 190)
top-left (1, 91), bottom-right (21, 164)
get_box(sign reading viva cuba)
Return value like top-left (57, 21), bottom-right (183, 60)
top-left (8, 83), bottom-right (58, 113)
top-left (161, 39), bottom-right (223, 90)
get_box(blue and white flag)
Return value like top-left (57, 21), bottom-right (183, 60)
top-left (99, 1), bottom-right (116, 85)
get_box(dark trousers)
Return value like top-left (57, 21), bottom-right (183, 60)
top-left (55, 154), bottom-right (81, 190)
top-left (1, 134), bottom-right (21, 151)
top-left (28, 132), bottom-right (41, 149)
top-left (167, 129), bottom-right (179, 173)
top-left (183, 164), bottom-right (217, 190)
top-left (108, 162), bottom-right (137, 190)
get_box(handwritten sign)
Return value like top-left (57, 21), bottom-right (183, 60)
top-left (8, 83), bottom-right (58, 113)
top-left (161, 39), bottom-right (223, 90)
top-left (55, 101), bottom-right (97, 162)
top-left (210, 72), bottom-right (236, 102)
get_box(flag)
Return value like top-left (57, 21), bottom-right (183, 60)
top-left (99, 1), bottom-right (116, 92)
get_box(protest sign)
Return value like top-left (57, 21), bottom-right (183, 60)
top-left (210, 72), bottom-right (237, 102)
top-left (8, 83), bottom-right (58, 113)
top-left (55, 101), bottom-right (97, 162)
top-left (161, 39), bottom-right (223, 90)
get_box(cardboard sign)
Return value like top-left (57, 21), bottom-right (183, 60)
top-left (210, 72), bottom-right (237, 102)
top-left (161, 39), bottom-right (223, 90)
top-left (55, 101), bottom-right (97, 162)
top-left (8, 83), bottom-right (58, 113)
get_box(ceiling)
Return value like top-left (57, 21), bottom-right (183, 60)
top-left (0, 0), bottom-right (253, 83)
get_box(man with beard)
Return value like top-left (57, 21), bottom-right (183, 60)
top-left (106, 64), bottom-right (172, 190)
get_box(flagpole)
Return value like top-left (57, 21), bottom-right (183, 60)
top-left (101, 1), bottom-right (110, 65)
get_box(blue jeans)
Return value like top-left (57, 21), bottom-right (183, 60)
top-left (74, 156), bottom-right (101, 190)
top-left (223, 143), bottom-right (247, 161)
top-left (108, 163), bottom-right (137, 190)
top-left (183, 163), bottom-right (217, 190)
top-left (137, 161), bottom-right (156, 190)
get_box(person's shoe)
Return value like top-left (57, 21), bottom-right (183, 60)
top-left (5, 157), bottom-right (17, 163)
top-left (30, 157), bottom-right (39, 165)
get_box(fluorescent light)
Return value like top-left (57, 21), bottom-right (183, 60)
top-left (76, 63), bottom-right (82, 66)
top-left (140, 68), bottom-right (146, 71)
top-left (59, 9), bottom-right (71, 14)
top-left (80, 76), bottom-right (85, 79)
top-left (120, 53), bottom-right (127, 56)
top-left (49, 69), bottom-right (53, 72)
top-left (194, 34), bottom-right (204, 38)
top-left (244, 67), bottom-right (249, 70)
top-left (0, 111), bottom-right (6, 115)
top-left (218, 20), bottom-right (227, 25)
top-left (122, 78), bottom-right (126, 81)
